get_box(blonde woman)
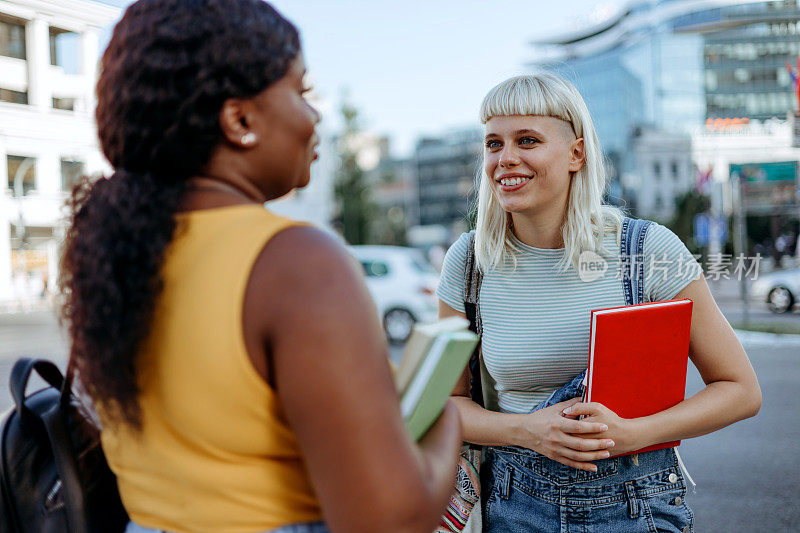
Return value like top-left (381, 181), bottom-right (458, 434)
top-left (436, 74), bottom-right (761, 532)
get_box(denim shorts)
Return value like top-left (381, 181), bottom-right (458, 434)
top-left (125, 520), bottom-right (329, 533)
top-left (481, 445), bottom-right (693, 533)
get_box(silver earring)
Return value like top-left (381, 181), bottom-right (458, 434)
top-left (241, 132), bottom-right (257, 145)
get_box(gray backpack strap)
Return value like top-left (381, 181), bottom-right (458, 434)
top-left (463, 232), bottom-right (483, 335)
top-left (620, 217), bottom-right (654, 306)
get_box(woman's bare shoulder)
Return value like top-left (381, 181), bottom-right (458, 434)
top-left (246, 224), bottom-right (373, 333)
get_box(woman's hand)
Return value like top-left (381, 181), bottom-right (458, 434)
top-left (511, 398), bottom-right (616, 472)
top-left (563, 402), bottom-right (644, 456)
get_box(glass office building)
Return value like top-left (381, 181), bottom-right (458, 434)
top-left (702, 2), bottom-right (800, 120)
top-left (528, 0), bottom-right (800, 204)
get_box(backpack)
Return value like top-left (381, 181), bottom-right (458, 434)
top-left (0, 358), bottom-right (129, 533)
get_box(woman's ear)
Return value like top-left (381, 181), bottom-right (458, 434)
top-left (219, 98), bottom-right (259, 148)
top-left (568, 137), bottom-right (586, 172)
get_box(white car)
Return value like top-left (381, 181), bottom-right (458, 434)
top-left (349, 245), bottom-right (439, 344)
top-left (750, 267), bottom-right (800, 313)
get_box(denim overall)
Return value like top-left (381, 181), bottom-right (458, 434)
top-left (480, 219), bottom-right (694, 533)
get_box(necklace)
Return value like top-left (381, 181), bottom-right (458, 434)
top-left (187, 177), bottom-right (267, 204)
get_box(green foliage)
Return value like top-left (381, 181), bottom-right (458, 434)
top-left (668, 191), bottom-right (711, 255)
top-left (369, 206), bottom-right (408, 246)
top-left (333, 101), bottom-right (375, 245)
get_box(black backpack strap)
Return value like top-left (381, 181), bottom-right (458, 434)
top-left (42, 404), bottom-right (88, 533)
top-left (620, 217), bottom-right (653, 306)
top-left (9, 359), bottom-right (89, 533)
top-left (463, 232), bottom-right (484, 406)
top-left (9, 358), bottom-right (63, 432)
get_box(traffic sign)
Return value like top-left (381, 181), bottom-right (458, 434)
top-left (694, 214), bottom-right (710, 246)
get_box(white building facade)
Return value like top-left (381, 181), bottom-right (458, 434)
top-left (0, 0), bottom-right (119, 306)
top-left (626, 127), bottom-right (695, 222)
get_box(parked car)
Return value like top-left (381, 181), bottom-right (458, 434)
top-left (349, 245), bottom-right (439, 344)
top-left (750, 266), bottom-right (800, 313)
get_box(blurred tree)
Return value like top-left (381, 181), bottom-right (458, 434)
top-left (333, 101), bottom-right (375, 245)
top-left (668, 191), bottom-right (710, 256)
top-left (369, 206), bottom-right (408, 246)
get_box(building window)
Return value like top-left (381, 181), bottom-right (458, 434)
top-left (49, 27), bottom-right (79, 73)
top-left (671, 161), bottom-right (679, 180)
top-left (52, 97), bottom-right (75, 111)
top-left (0, 16), bottom-right (26, 60)
top-left (60, 158), bottom-right (84, 192)
top-left (704, 71), bottom-right (718, 91)
top-left (654, 194), bottom-right (663, 210)
top-left (734, 68), bottom-right (750, 84)
top-left (7, 155), bottom-right (36, 196)
top-left (0, 88), bottom-right (28, 104)
top-left (653, 161), bottom-right (661, 179)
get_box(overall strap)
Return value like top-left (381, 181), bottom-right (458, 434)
top-left (463, 232), bottom-right (484, 406)
top-left (620, 218), bottom-right (653, 306)
top-left (618, 217), bottom-right (654, 468)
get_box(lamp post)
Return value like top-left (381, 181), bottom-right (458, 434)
top-left (12, 157), bottom-right (34, 306)
top-left (731, 170), bottom-right (749, 327)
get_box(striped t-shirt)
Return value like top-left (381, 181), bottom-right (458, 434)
top-left (436, 223), bottom-right (702, 414)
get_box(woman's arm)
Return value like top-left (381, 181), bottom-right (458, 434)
top-left (440, 300), bottom-right (613, 471)
top-left (566, 275), bottom-right (762, 454)
top-left (251, 227), bottom-right (462, 533)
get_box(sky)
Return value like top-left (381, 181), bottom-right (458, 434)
top-left (99, 0), bottom-right (623, 158)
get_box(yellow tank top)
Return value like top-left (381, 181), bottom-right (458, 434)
top-left (99, 205), bottom-right (322, 533)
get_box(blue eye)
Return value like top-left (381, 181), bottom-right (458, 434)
top-left (485, 140), bottom-right (501, 149)
top-left (520, 137), bottom-right (539, 145)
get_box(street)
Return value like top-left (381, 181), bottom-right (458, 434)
top-left (1, 307), bottom-right (799, 532)
top-left (681, 341), bottom-right (800, 531)
top-left (707, 278), bottom-right (800, 329)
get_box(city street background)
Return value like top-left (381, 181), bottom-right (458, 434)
top-left (2, 2), bottom-right (800, 531)
top-left (1, 283), bottom-right (798, 532)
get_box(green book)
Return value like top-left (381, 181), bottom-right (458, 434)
top-left (400, 330), bottom-right (479, 441)
top-left (394, 316), bottom-right (470, 397)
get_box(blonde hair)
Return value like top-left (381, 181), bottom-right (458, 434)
top-left (474, 73), bottom-right (624, 272)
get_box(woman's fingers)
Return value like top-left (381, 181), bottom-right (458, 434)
top-left (563, 402), bottom-right (603, 417)
top-left (562, 434), bottom-right (615, 452)
top-left (559, 446), bottom-right (612, 462)
top-left (562, 419), bottom-right (608, 434)
top-left (528, 400), bottom-right (616, 472)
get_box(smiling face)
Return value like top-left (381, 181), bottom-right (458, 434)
top-left (483, 115), bottom-right (585, 220)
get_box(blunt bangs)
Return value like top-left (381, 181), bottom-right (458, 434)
top-left (479, 74), bottom-right (581, 138)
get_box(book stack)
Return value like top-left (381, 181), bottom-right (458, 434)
top-left (395, 317), bottom-right (478, 441)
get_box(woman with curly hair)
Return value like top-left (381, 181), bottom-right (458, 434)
top-left (59, 1), bottom-right (461, 532)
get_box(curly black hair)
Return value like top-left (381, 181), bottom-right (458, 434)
top-left (59, 0), bottom-right (300, 429)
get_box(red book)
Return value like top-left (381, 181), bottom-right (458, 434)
top-left (585, 299), bottom-right (693, 455)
